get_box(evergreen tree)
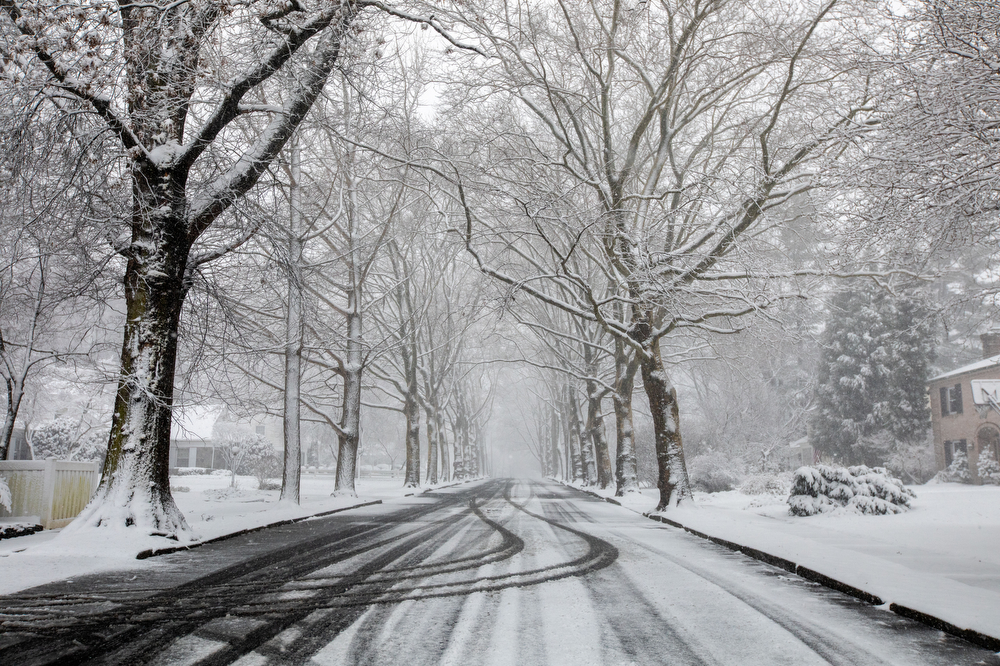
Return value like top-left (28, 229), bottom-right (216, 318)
top-left (810, 286), bottom-right (936, 465)
top-left (977, 447), bottom-right (1000, 485)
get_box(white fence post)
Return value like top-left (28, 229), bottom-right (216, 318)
top-left (41, 458), bottom-right (56, 529)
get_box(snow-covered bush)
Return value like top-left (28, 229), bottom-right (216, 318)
top-left (976, 447), bottom-right (1000, 485)
top-left (218, 434), bottom-right (279, 489)
top-left (0, 476), bottom-right (11, 512)
top-left (740, 472), bottom-right (790, 495)
top-left (173, 467), bottom-right (211, 476)
top-left (28, 418), bottom-right (77, 459)
top-left (788, 464), bottom-right (915, 516)
top-left (26, 419), bottom-right (106, 464)
top-left (71, 431), bottom-right (107, 466)
top-left (688, 451), bottom-right (743, 493)
top-left (933, 449), bottom-right (972, 484)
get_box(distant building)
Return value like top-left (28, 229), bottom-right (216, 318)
top-left (168, 406), bottom-right (282, 470)
top-left (928, 333), bottom-right (1000, 482)
top-left (775, 437), bottom-right (815, 471)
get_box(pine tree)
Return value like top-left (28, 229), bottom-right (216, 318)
top-left (810, 286), bottom-right (936, 465)
top-left (977, 447), bottom-right (1000, 485)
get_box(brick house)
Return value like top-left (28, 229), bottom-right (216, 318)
top-left (928, 334), bottom-right (1000, 482)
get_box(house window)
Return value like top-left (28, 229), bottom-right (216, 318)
top-left (940, 383), bottom-right (963, 416)
top-left (256, 426), bottom-right (266, 436)
top-left (944, 439), bottom-right (968, 466)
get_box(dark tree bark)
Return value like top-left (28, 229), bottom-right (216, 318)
top-left (631, 319), bottom-right (692, 511)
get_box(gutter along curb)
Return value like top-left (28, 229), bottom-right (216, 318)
top-left (136, 499), bottom-right (383, 560)
top-left (565, 483), bottom-right (1000, 652)
top-left (136, 479), bottom-right (480, 559)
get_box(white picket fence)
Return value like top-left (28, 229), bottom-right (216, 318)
top-left (0, 459), bottom-right (100, 529)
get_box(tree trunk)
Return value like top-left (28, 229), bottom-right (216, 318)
top-left (403, 389), bottom-right (421, 487)
top-left (74, 211), bottom-right (191, 535)
top-left (425, 406), bottom-right (438, 484)
top-left (613, 339), bottom-right (641, 496)
top-left (637, 336), bottom-right (692, 511)
top-left (281, 142), bottom-right (303, 504)
top-left (0, 376), bottom-right (24, 461)
top-left (549, 402), bottom-right (562, 479)
top-left (569, 386), bottom-right (591, 483)
top-left (585, 380), bottom-right (613, 489)
top-left (562, 384), bottom-right (583, 482)
top-left (334, 306), bottom-right (363, 496)
top-left (438, 411), bottom-right (450, 482)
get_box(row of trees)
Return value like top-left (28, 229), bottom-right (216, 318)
top-left (1, 0), bottom-right (997, 537)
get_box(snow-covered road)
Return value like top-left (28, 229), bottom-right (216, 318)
top-left (0, 478), bottom-right (995, 665)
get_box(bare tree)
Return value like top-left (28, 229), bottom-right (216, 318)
top-left (0, 0), bottom-right (385, 534)
top-left (433, 0), bottom-right (871, 509)
top-left (0, 107), bottom-right (113, 460)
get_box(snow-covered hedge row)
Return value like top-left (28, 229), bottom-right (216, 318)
top-left (788, 465), bottom-right (914, 516)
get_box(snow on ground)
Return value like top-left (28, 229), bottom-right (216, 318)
top-left (580, 480), bottom-right (1000, 642)
top-left (0, 474), bottom-right (441, 596)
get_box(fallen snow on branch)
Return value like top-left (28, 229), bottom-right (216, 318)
top-left (788, 464), bottom-right (915, 516)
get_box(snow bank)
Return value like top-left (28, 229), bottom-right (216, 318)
top-left (0, 475), bottom-right (448, 595)
top-left (597, 482), bottom-right (1000, 645)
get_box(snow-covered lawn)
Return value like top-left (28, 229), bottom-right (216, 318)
top-left (0, 474), bottom-right (443, 596)
top-left (585, 480), bottom-right (1000, 643)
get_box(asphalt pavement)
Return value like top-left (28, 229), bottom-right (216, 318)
top-left (0, 478), bottom-right (996, 665)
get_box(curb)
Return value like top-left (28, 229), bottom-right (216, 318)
top-left (136, 499), bottom-right (383, 560)
top-left (565, 483), bottom-right (1000, 652)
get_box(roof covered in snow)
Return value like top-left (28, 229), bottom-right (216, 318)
top-left (930, 355), bottom-right (1000, 382)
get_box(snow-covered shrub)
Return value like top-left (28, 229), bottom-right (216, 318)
top-left (71, 431), bottom-right (108, 466)
top-left (28, 418), bottom-right (78, 459)
top-left (688, 451), bottom-right (744, 493)
top-left (788, 464), bottom-right (915, 516)
top-left (933, 449), bottom-right (972, 484)
top-left (0, 476), bottom-right (11, 512)
top-left (173, 467), bottom-right (211, 476)
top-left (26, 420), bottom-right (106, 464)
top-left (976, 448), bottom-right (1000, 485)
top-left (218, 434), bottom-right (279, 489)
top-left (740, 472), bottom-right (790, 495)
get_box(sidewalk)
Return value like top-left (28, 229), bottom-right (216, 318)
top-left (0, 475), bottom-right (471, 596)
top-left (574, 480), bottom-right (1000, 650)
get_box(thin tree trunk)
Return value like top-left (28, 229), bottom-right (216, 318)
top-left (425, 406), bottom-right (437, 484)
top-left (403, 386), bottom-right (421, 487)
top-left (0, 377), bottom-right (24, 461)
top-left (334, 306), bottom-right (363, 496)
top-left (585, 380), bottom-right (612, 489)
top-left (438, 412), bottom-right (450, 482)
top-left (614, 340), bottom-right (640, 496)
top-left (569, 386), bottom-right (591, 483)
top-left (281, 141), bottom-right (303, 504)
top-left (549, 402), bottom-right (561, 479)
